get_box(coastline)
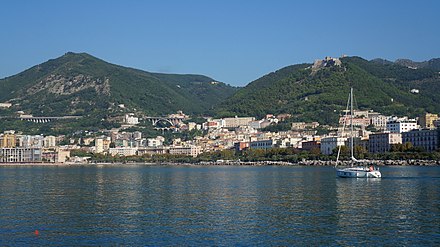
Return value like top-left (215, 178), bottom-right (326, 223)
top-left (1, 159), bottom-right (439, 166)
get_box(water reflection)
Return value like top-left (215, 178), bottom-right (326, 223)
top-left (0, 165), bottom-right (439, 245)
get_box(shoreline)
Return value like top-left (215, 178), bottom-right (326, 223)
top-left (1, 160), bottom-right (439, 166)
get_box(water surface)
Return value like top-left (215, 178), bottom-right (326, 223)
top-left (1, 165), bottom-right (439, 246)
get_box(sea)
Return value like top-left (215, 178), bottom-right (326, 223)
top-left (0, 165), bottom-right (439, 246)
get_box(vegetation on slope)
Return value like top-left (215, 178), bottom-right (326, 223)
top-left (215, 56), bottom-right (440, 125)
top-left (0, 52), bottom-right (237, 117)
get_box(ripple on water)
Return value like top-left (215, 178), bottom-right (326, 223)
top-left (0, 165), bottom-right (439, 246)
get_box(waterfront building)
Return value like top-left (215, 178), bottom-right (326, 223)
top-left (0, 148), bottom-right (42, 162)
top-left (386, 117), bottom-right (418, 133)
top-left (137, 147), bottom-right (168, 156)
top-left (419, 113), bottom-right (439, 129)
top-left (94, 137), bottom-right (111, 153)
top-left (42, 148), bottom-right (71, 163)
top-left (301, 140), bottom-right (321, 152)
top-left (249, 139), bottom-right (274, 150)
top-left (109, 147), bottom-right (138, 156)
top-left (169, 145), bottom-right (202, 157)
top-left (402, 129), bottom-right (439, 152)
top-left (320, 137), bottom-right (346, 155)
top-left (369, 132), bottom-right (402, 153)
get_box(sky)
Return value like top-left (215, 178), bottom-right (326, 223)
top-left (1, 0), bottom-right (439, 86)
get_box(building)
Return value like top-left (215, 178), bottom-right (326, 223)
top-left (109, 147), bottom-right (138, 156)
top-left (339, 116), bottom-right (371, 127)
top-left (169, 145), bottom-right (202, 157)
top-left (44, 136), bottom-right (57, 148)
top-left (0, 102), bottom-right (12, 108)
top-left (402, 129), bottom-right (439, 152)
top-left (234, 141), bottom-right (250, 151)
top-left (42, 148), bottom-right (71, 163)
top-left (301, 141), bottom-right (321, 152)
top-left (95, 138), bottom-right (105, 153)
top-left (249, 140), bottom-right (274, 150)
top-left (249, 120), bottom-right (271, 129)
top-left (320, 137), bottom-right (346, 155)
top-left (386, 118), bottom-right (418, 133)
top-left (291, 122), bottom-right (320, 130)
top-left (125, 114), bottom-right (139, 125)
top-left (19, 135), bottom-right (44, 148)
top-left (0, 133), bottom-right (16, 148)
top-left (369, 133), bottom-right (402, 153)
top-left (0, 148), bottom-right (42, 162)
top-left (223, 117), bottom-right (255, 128)
top-left (137, 147), bottom-right (168, 156)
top-left (370, 115), bottom-right (389, 130)
top-left (419, 113), bottom-right (439, 129)
top-left (147, 136), bottom-right (165, 147)
top-left (203, 119), bottom-right (224, 129)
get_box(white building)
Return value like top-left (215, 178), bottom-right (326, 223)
top-left (109, 147), bottom-right (138, 156)
top-left (0, 148), bottom-right (42, 162)
top-left (0, 102), bottom-right (12, 108)
top-left (94, 137), bottom-right (110, 153)
top-left (19, 135), bottom-right (44, 148)
top-left (147, 136), bottom-right (164, 147)
top-left (370, 115), bottom-right (389, 130)
top-left (320, 137), bottom-right (347, 155)
top-left (125, 114), bottom-right (139, 125)
top-left (386, 118), bottom-right (418, 133)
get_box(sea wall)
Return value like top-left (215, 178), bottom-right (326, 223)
top-left (197, 159), bottom-right (440, 166)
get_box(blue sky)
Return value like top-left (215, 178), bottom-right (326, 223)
top-left (1, 0), bottom-right (439, 86)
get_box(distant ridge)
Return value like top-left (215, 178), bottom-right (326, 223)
top-left (0, 52), bottom-right (237, 117)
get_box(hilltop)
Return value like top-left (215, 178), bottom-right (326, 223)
top-left (215, 56), bottom-right (440, 124)
top-left (0, 52), bottom-right (237, 117)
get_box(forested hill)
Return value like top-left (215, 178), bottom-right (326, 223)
top-left (214, 56), bottom-right (440, 125)
top-left (0, 52), bottom-right (237, 116)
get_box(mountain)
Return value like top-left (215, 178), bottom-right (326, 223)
top-left (0, 52), bottom-right (237, 117)
top-left (215, 56), bottom-right (440, 124)
top-left (395, 58), bottom-right (440, 71)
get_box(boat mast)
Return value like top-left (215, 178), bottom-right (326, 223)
top-left (350, 87), bottom-right (354, 164)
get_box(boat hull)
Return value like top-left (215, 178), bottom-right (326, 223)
top-left (336, 167), bottom-right (381, 178)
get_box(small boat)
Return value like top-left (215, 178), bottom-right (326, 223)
top-left (336, 162), bottom-right (381, 178)
top-left (335, 88), bottom-right (382, 178)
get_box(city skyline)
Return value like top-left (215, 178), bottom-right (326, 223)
top-left (1, 0), bottom-right (440, 86)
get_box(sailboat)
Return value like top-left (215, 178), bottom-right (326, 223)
top-left (335, 88), bottom-right (381, 178)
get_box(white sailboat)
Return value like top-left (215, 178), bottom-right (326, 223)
top-left (335, 88), bottom-right (381, 178)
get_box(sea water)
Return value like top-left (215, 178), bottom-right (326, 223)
top-left (0, 165), bottom-right (439, 246)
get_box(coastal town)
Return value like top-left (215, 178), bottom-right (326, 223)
top-left (1, 104), bottom-right (439, 164)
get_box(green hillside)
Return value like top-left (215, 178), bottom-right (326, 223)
top-left (215, 56), bottom-right (440, 124)
top-left (0, 52), bottom-right (237, 117)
